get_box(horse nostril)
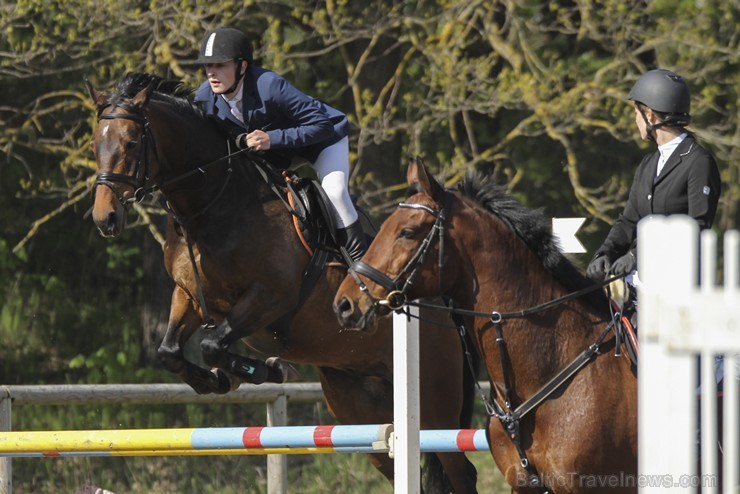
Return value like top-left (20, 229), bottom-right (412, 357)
top-left (105, 211), bottom-right (118, 233)
top-left (336, 297), bottom-right (353, 319)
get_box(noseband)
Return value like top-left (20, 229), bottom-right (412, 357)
top-left (95, 103), bottom-right (154, 206)
top-left (349, 193), bottom-right (449, 310)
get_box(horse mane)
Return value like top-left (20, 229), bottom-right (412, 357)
top-left (455, 172), bottom-right (606, 310)
top-left (110, 72), bottom-right (201, 117)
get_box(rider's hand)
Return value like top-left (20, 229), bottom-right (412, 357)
top-left (245, 130), bottom-right (271, 151)
top-left (586, 255), bottom-right (611, 280)
top-left (235, 133), bottom-right (249, 149)
top-left (610, 251), bottom-right (636, 276)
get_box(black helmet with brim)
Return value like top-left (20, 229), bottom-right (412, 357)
top-left (197, 27), bottom-right (253, 64)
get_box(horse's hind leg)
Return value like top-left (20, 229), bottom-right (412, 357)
top-left (430, 453), bottom-right (478, 494)
top-left (199, 284), bottom-right (302, 386)
top-left (317, 367), bottom-right (396, 483)
top-left (318, 366), bottom-right (478, 493)
top-left (200, 320), bottom-right (288, 385)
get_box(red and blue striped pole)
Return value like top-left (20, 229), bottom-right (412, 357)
top-left (0, 425), bottom-right (489, 457)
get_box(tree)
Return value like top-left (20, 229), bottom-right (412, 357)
top-left (1, 0), bottom-right (737, 380)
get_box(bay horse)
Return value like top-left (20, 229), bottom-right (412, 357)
top-left (86, 73), bottom-right (480, 493)
top-left (333, 158), bottom-right (638, 493)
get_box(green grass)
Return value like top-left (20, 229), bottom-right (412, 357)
top-left (10, 451), bottom-right (509, 493)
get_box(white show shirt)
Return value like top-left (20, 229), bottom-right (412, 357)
top-left (222, 84), bottom-right (245, 123)
top-left (656, 132), bottom-right (687, 176)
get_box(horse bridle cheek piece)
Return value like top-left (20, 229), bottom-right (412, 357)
top-left (349, 193), bottom-right (450, 312)
top-left (95, 104), bottom-right (154, 207)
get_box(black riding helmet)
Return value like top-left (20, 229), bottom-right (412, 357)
top-left (197, 27), bottom-right (254, 94)
top-left (627, 69), bottom-right (692, 135)
top-left (197, 27), bottom-right (254, 64)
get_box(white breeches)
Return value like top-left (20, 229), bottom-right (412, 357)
top-left (312, 136), bottom-right (358, 228)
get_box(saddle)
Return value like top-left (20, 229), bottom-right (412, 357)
top-left (248, 158), bottom-right (369, 304)
top-left (607, 279), bottom-right (639, 367)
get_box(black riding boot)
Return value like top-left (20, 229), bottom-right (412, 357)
top-left (337, 220), bottom-right (368, 263)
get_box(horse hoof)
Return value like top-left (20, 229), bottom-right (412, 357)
top-left (213, 369), bottom-right (233, 394)
top-left (266, 357), bottom-right (302, 383)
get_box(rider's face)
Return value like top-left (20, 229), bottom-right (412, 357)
top-left (634, 105), bottom-right (656, 141)
top-left (634, 106), bottom-right (647, 140)
top-left (204, 60), bottom-right (244, 96)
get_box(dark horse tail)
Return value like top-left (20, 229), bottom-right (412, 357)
top-left (422, 321), bottom-right (481, 493)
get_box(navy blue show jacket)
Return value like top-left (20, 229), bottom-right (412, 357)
top-left (194, 65), bottom-right (350, 166)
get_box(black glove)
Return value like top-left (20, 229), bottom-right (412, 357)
top-left (235, 133), bottom-right (249, 149)
top-left (587, 255), bottom-right (611, 280)
top-left (610, 251), bottom-right (636, 276)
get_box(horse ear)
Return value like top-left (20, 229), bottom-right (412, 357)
top-left (407, 156), bottom-right (445, 202)
top-left (85, 79), bottom-right (107, 109)
top-left (131, 80), bottom-right (156, 108)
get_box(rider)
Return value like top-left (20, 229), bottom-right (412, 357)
top-left (193, 26), bottom-right (367, 262)
top-left (587, 68), bottom-right (721, 287)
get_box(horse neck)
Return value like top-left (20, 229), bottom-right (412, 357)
top-left (447, 202), bottom-right (564, 312)
top-left (146, 105), bottom-right (257, 220)
top-left (448, 200), bottom-right (603, 393)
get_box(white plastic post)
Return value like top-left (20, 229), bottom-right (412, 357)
top-left (393, 307), bottom-right (420, 493)
top-left (638, 216), bottom-right (697, 492)
top-left (700, 231), bottom-right (718, 494)
top-left (722, 231), bottom-right (739, 494)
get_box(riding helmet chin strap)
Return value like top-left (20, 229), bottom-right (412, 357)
top-left (224, 59), bottom-right (246, 95)
top-left (638, 106), bottom-right (679, 143)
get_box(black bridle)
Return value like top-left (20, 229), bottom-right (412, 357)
top-left (348, 193), bottom-right (450, 311)
top-left (95, 103), bottom-right (155, 205)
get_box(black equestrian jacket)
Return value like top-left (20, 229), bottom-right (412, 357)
top-left (595, 134), bottom-right (721, 261)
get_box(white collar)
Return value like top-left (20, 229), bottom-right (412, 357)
top-left (658, 132), bottom-right (688, 161)
top-left (222, 83), bottom-right (244, 105)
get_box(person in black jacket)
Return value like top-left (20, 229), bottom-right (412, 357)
top-left (587, 69), bottom-right (721, 282)
top-left (193, 27), bottom-right (366, 261)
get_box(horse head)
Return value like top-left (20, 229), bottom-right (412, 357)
top-left (87, 77), bottom-right (158, 237)
top-left (333, 157), bottom-right (456, 330)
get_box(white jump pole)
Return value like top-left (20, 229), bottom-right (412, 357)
top-left (393, 306), bottom-right (420, 493)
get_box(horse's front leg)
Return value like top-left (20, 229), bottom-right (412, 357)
top-left (157, 285), bottom-right (230, 394)
top-left (200, 284), bottom-right (298, 386)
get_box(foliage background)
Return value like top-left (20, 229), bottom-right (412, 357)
top-left (1, 0), bottom-right (737, 492)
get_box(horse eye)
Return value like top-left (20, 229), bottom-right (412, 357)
top-left (399, 228), bottom-right (415, 239)
top-left (125, 140), bottom-right (138, 150)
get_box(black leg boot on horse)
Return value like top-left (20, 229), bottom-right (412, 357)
top-left (200, 320), bottom-right (300, 392)
top-left (337, 220), bottom-right (368, 263)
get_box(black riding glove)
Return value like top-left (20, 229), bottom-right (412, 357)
top-left (235, 133), bottom-right (249, 150)
top-left (586, 255), bottom-right (611, 280)
top-left (610, 251), bottom-right (636, 276)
